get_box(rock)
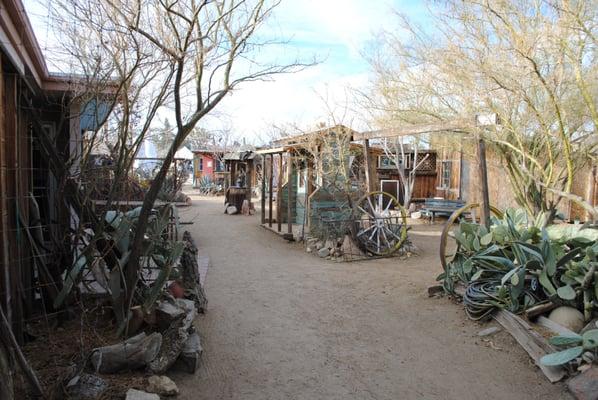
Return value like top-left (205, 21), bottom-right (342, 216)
top-left (306, 247), bottom-right (312, 253)
top-left (324, 239), bottom-right (335, 250)
top-left (226, 206), bottom-right (238, 215)
top-left (548, 306), bottom-right (585, 333)
top-left (156, 301), bottom-right (185, 330)
top-left (126, 389), bottom-right (160, 400)
top-left (315, 242), bottom-right (324, 250)
top-left (65, 373), bottom-right (108, 399)
top-left (147, 375), bottom-right (179, 396)
top-left (567, 366), bottom-right (598, 400)
top-left (90, 332), bottom-right (162, 374)
top-left (410, 211), bottom-right (422, 219)
top-left (173, 331), bottom-right (203, 374)
top-left (148, 300), bottom-right (196, 374)
top-left (168, 281), bottom-right (185, 299)
top-left (318, 248), bottom-right (329, 258)
top-left (477, 326), bottom-right (501, 337)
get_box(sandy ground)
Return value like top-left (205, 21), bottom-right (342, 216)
top-left (173, 195), bottom-right (571, 400)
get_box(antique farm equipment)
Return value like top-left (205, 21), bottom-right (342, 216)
top-left (439, 202), bottom-right (503, 271)
top-left (351, 191), bottom-right (408, 256)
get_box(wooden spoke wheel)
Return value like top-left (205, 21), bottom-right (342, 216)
top-left (352, 191), bottom-right (408, 256)
top-left (439, 203), bottom-right (503, 271)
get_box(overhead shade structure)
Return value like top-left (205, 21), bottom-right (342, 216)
top-left (174, 146), bottom-right (194, 160)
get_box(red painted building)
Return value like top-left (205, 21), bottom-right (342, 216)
top-left (192, 150), bottom-right (225, 187)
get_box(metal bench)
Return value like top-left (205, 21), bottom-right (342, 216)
top-left (420, 198), bottom-right (465, 223)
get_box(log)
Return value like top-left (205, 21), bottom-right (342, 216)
top-left (524, 302), bottom-right (557, 319)
top-left (90, 332), bottom-right (162, 374)
top-left (180, 231), bottom-right (208, 312)
top-left (148, 300), bottom-right (196, 374)
top-left (493, 310), bottom-right (566, 383)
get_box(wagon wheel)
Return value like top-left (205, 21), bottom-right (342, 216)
top-left (439, 203), bottom-right (504, 271)
top-left (352, 191), bottom-right (408, 256)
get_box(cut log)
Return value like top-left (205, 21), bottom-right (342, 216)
top-left (90, 332), bottom-right (162, 374)
top-left (180, 231), bottom-right (208, 312)
top-left (524, 302), bottom-right (557, 319)
top-left (493, 310), bottom-right (566, 383)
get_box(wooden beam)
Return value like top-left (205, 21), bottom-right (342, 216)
top-left (363, 139), bottom-right (374, 193)
top-left (277, 154), bottom-right (282, 232)
top-left (493, 310), bottom-right (566, 383)
top-left (268, 154), bottom-right (273, 228)
top-left (287, 152), bottom-right (293, 234)
top-left (354, 119), bottom-right (472, 141)
top-left (260, 155), bottom-right (266, 224)
top-left (477, 138), bottom-right (490, 228)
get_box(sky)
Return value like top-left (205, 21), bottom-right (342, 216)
top-left (23, 0), bottom-right (430, 144)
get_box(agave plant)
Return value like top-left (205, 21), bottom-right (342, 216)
top-left (541, 328), bottom-right (598, 366)
top-left (439, 207), bottom-right (598, 320)
top-left (55, 204), bottom-right (184, 331)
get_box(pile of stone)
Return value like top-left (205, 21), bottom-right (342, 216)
top-left (304, 234), bottom-right (366, 261)
top-left (64, 232), bottom-right (208, 399)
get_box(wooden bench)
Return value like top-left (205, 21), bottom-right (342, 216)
top-left (420, 198), bottom-right (465, 223)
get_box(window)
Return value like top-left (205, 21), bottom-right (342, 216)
top-left (378, 154), bottom-right (410, 169)
top-left (198, 157), bottom-right (203, 171)
top-left (440, 161), bottom-right (452, 189)
top-left (207, 160), bottom-right (213, 168)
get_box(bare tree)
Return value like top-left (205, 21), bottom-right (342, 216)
top-left (379, 136), bottom-right (428, 208)
top-left (361, 0), bottom-right (598, 219)
top-left (50, 0), bottom-right (311, 323)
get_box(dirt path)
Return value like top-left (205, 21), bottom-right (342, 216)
top-left (173, 195), bottom-right (570, 400)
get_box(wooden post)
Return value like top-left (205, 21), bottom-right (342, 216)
top-left (277, 153), bottom-right (282, 232)
top-left (287, 151), bottom-right (293, 234)
top-left (477, 138), bottom-right (490, 228)
top-left (363, 139), bottom-right (375, 192)
top-left (268, 154), bottom-right (273, 227)
top-left (260, 155), bottom-right (266, 224)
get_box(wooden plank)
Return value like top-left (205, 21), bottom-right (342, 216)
top-left (260, 155), bottom-right (266, 224)
top-left (477, 138), bottom-right (490, 228)
top-left (287, 152), bottom-right (293, 234)
top-left (536, 316), bottom-right (577, 337)
top-left (277, 154), bottom-right (282, 232)
top-left (493, 310), bottom-right (566, 383)
top-left (268, 154), bottom-right (273, 227)
top-left (363, 139), bottom-right (374, 192)
top-left (354, 119), bottom-right (472, 141)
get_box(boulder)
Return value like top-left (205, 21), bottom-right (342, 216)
top-left (173, 331), bottom-right (203, 374)
top-left (147, 375), bottom-right (179, 396)
top-left (126, 389), bottom-right (160, 400)
top-left (65, 373), bottom-right (108, 400)
top-left (226, 206), bottom-right (238, 215)
top-left (155, 301), bottom-right (185, 330)
top-left (148, 300), bottom-right (196, 374)
top-left (318, 248), bottom-right (329, 258)
top-left (548, 306), bottom-right (585, 333)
